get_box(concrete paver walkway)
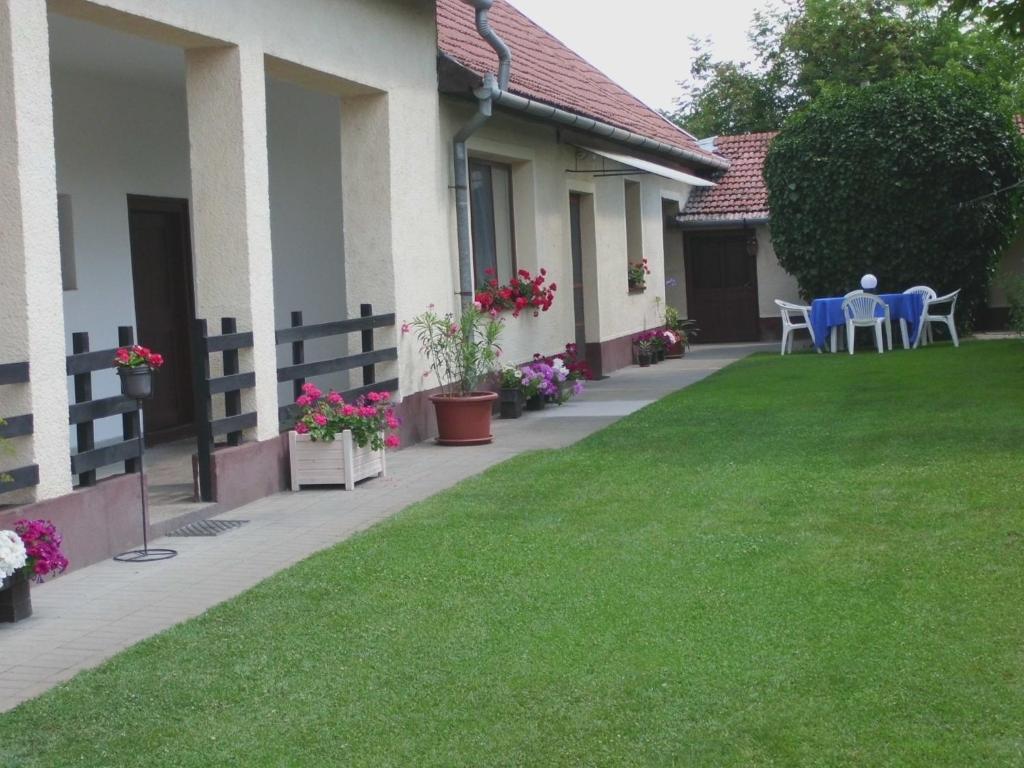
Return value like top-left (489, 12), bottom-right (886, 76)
top-left (0, 343), bottom-right (767, 712)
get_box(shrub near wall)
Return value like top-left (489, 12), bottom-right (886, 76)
top-left (765, 71), bottom-right (1024, 328)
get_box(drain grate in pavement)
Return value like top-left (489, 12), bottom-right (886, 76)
top-left (167, 519), bottom-right (249, 537)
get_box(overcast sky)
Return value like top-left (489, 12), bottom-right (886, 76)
top-left (507, 0), bottom-right (766, 113)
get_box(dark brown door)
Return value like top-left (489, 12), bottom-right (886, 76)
top-left (569, 193), bottom-right (587, 353)
top-left (684, 231), bottom-right (760, 343)
top-left (126, 195), bottom-right (196, 445)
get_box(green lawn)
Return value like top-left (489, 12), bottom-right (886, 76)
top-left (2, 341), bottom-right (1023, 767)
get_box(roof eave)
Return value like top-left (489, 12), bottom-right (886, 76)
top-left (437, 53), bottom-right (730, 173)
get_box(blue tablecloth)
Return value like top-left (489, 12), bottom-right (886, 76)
top-left (810, 293), bottom-right (924, 351)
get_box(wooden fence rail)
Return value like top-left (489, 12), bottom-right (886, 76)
top-left (0, 361), bottom-right (37, 495)
top-left (66, 326), bottom-right (141, 486)
top-left (192, 317), bottom-right (258, 502)
top-left (275, 304), bottom-right (398, 429)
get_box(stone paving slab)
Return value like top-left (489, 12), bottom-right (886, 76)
top-left (0, 343), bottom-right (768, 712)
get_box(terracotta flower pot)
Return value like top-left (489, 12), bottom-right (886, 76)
top-left (118, 365), bottom-right (154, 399)
top-left (665, 339), bottom-right (685, 359)
top-left (430, 391), bottom-right (498, 445)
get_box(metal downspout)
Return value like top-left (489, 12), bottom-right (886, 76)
top-left (453, 0), bottom-right (510, 309)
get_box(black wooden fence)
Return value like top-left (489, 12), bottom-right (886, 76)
top-left (192, 317), bottom-right (258, 502)
top-left (66, 326), bottom-right (142, 486)
top-left (0, 360), bottom-right (39, 494)
top-left (190, 306), bottom-right (398, 503)
top-left (275, 303), bottom-right (398, 428)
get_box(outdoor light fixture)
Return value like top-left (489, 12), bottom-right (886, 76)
top-left (861, 273), bottom-right (878, 291)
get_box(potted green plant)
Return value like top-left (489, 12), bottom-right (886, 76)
top-left (663, 305), bottom-right (699, 357)
top-left (633, 332), bottom-right (655, 367)
top-left (411, 305), bottom-right (503, 445)
top-left (627, 258), bottom-right (650, 293)
top-left (498, 365), bottom-right (525, 419)
top-left (113, 345), bottom-right (165, 399)
top-left (288, 385), bottom-right (400, 490)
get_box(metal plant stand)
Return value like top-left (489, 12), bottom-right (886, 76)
top-left (114, 368), bottom-right (176, 563)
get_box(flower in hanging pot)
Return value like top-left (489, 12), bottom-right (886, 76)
top-left (410, 305), bottom-right (503, 445)
top-left (113, 345), bottom-right (165, 399)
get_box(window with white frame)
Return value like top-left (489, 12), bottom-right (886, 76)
top-left (469, 159), bottom-right (516, 285)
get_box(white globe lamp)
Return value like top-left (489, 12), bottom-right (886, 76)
top-left (860, 273), bottom-right (878, 291)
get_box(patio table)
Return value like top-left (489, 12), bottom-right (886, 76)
top-left (810, 293), bottom-right (924, 352)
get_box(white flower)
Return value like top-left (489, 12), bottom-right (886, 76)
top-left (0, 530), bottom-right (27, 579)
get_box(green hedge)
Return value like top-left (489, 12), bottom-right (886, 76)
top-left (764, 71), bottom-right (1024, 328)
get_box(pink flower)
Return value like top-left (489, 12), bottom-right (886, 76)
top-left (326, 392), bottom-right (343, 405)
top-left (489, 308), bottom-right (499, 318)
top-left (385, 435), bottom-right (400, 448)
top-left (360, 406), bottom-right (376, 418)
top-left (473, 300), bottom-right (483, 311)
top-left (312, 413), bottom-right (328, 427)
top-left (295, 394), bottom-right (312, 407)
top-left (380, 392), bottom-right (391, 401)
top-left (367, 391), bottom-right (381, 403)
top-left (342, 405), bottom-right (357, 417)
top-left (401, 322), bottom-right (411, 335)
top-left (295, 421), bottom-right (309, 434)
top-left (386, 415), bottom-right (400, 429)
top-left (449, 323), bottom-right (460, 336)
top-left (301, 382), bottom-right (322, 399)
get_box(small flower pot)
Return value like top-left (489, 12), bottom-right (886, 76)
top-left (289, 429), bottom-right (385, 491)
top-left (0, 568), bottom-right (32, 623)
top-left (430, 391), bottom-right (498, 445)
top-left (499, 387), bottom-right (524, 419)
top-left (628, 281), bottom-right (645, 294)
top-left (525, 393), bottom-right (546, 411)
top-left (118, 365), bottom-right (154, 399)
top-left (637, 351), bottom-right (652, 368)
top-left (656, 348), bottom-right (666, 362)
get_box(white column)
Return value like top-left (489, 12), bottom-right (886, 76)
top-left (341, 93), bottom-right (398, 387)
top-left (186, 45), bottom-right (279, 441)
top-left (0, 1), bottom-right (72, 501)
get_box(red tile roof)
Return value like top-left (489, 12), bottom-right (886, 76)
top-left (436, 0), bottom-right (720, 169)
top-left (680, 132), bottom-right (777, 222)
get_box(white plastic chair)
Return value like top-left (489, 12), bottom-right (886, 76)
top-left (841, 291), bottom-right (887, 354)
top-left (775, 299), bottom-right (815, 355)
top-left (916, 289), bottom-right (961, 348)
top-left (901, 285), bottom-right (936, 348)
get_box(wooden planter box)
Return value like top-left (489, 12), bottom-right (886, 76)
top-left (288, 430), bottom-right (385, 491)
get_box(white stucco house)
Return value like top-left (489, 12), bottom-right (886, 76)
top-left (0, 0), bottom-right (728, 567)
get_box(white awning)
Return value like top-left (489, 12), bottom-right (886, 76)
top-left (578, 146), bottom-right (716, 187)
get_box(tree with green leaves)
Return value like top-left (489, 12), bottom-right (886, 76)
top-left (764, 71), bottom-right (1024, 329)
top-left (669, 0), bottom-right (1024, 137)
top-left (934, 0), bottom-right (1024, 37)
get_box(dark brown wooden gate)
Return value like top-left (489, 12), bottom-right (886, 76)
top-left (684, 230), bottom-right (760, 343)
